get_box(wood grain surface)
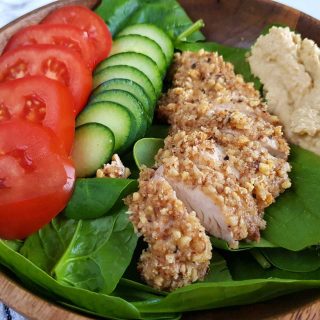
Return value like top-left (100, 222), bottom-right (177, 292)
top-left (179, 0), bottom-right (320, 47)
top-left (0, 0), bottom-right (320, 319)
top-left (0, 271), bottom-right (94, 320)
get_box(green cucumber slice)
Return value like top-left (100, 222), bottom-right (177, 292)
top-left (76, 101), bottom-right (135, 152)
top-left (93, 65), bottom-right (156, 107)
top-left (72, 123), bottom-right (115, 178)
top-left (91, 79), bottom-right (152, 118)
top-left (89, 89), bottom-right (148, 139)
top-left (110, 35), bottom-right (167, 76)
top-left (117, 24), bottom-right (174, 65)
top-left (95, 52), bottom-right (162, 97)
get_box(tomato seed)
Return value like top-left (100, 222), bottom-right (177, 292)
top-left (2, 60), bottom-right (28, 81)
top-left (22, 95), bottom-right (46, 123)
top-left (42, 57), bottom-right (69, 86)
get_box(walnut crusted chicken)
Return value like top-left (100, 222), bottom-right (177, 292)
top-left (157, 51), bottom-right (291, 242)
top-left (125, 168), bottom-right (212, 291)
top-left (126, 50), bottom-right (291, 291)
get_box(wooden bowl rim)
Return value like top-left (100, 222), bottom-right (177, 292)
top-left (0, 0), bottom-right (320, 319)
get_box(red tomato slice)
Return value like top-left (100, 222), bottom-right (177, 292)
top-left (0, 76), bottom-right (75, 153)
top-left (0, 44), bottom-right (92, 115)
top-left (42, 5), bottom-right (112, 66)
top-left (3, 24), bottom-right (95, 71)
top-left (0, 120), bottom-right (75, 240)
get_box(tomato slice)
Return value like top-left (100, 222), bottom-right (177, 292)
top-left (0, 120), bottom-right (75, 240)
top-left (3, 24), bottom-right (95, 71)
top-left (0, 44), bottom-right (92, 115)
top-left (42, 5), bottom-right (112, 66)
top-left (0, 76), bottom-right (75, 153)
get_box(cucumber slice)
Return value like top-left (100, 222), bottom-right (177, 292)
top-left (117, 24), bottom-right (174, 65)
top-left (76, 101), bottom-right (135, 152)
top-left (92, 79), bottom-right (152, 118)
top-left (110, 35), bottom-right (167, 76)
top-left (95, 52), bottom-right (162, 97)
top-left (72, 123), bottom-right (115, 178)
top-left (89, 89), bottom-right (148, 139)
top-left (93, 65), bottom-right (156, 107)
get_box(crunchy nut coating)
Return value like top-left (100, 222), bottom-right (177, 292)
top-left (125, 168), bottom-right (212, 291)
top-left (96, 154), bottom-right (131, 178)
top-left (157, 50), bottom-right (291, 245)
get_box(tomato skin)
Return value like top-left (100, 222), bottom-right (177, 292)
top-left (3, 24), bottom-right (95, 71)
top-left (42, 5), bottom-right (112, 66)
top-left (0, 120), bottom-right (75, 240)
top-left (0, 76), bottom-right (75, 153)
top-left (0, 44), bottom-right (92, 115)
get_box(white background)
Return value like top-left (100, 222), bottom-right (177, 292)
top-left (0, 0), bottom-right (319, 28)
top-left (275, 0), bottom-right (320, 20)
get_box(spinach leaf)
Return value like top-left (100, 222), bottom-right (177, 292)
top-left (140, 313), bottom-right (182, 320)
top-left (20, 217), bottom-right (77, 273)
top-left (133, 277), bottom-right (320, 314)
top-left (130, 126), bottom-right (169, 171)
top-left (249, 249), bottom-right (271, 269)
top-left (203, 252), bottom-right (232, 282)
top-left (113, 279), bottom-right (165, 302)
top-left (53, 207), bottom-right (138, 295)
top-left (0, 240), bottom-right (141, 320)
top-left (112, 279), bottom-right (182, 319)
top-left (95, 0), bottom-right (204, 41)
top-left (120, 278), bottom-right (166, 296)
top-left (227, 251), bottom-right (320, 281)
top-left (261, 247), bottom-right (320, 273)
top-left (262, 145), bottom-right (320, 250)
top-left (175, 41), bottom-right (261, 90)
top-left (61, 299), bottom-right (180, 320)
top-left (146, 125), bottom-right (170, 139)
top-left (121, 151), bottom-right (140, 179)
top-left (133, 138), bottom-right (164, 168)
top-left (2, 240), bottom-right (23, 252)
top-left (211, 237), bottom-right (277, 251)
top-left (64, 178), bottom-right (137, 219)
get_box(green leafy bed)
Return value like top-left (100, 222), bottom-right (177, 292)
top-left (1, 1), bottom-right (320, 319)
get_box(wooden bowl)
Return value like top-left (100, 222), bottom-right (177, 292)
top-left (0, 0), bottom-right (320, 319)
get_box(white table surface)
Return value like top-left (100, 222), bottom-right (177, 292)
top-left (0, 0), bottom-right (319, 320)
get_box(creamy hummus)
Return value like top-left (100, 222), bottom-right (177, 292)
top-left (248, 26), bottom-right (320, 155)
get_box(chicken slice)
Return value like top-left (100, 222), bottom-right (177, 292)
top-left (155, 130), bottom-right (265, 247)
top-left (125, 167), bottom-right (212, 291)
top-left (159, 49), bottom-right (261, 122)
top-left (155, 51), bottom-right (291, 246)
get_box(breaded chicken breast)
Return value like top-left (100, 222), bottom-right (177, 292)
top-left (126, 49), bottom-right (291, 290)
top-left (125, 167), bottom-right (212, 291)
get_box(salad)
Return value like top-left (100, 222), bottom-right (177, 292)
top-left (0, 1), bottom-right (320, 319)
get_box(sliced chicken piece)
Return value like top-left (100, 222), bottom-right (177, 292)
top-left (155, 131), bottom-right (265, 247)
top-left (159, 49), bottom-right (261, 122)
top-left (125, 167), bottom-right (212, 291)
top-left (161, 99), bottom-right (289, 159)
top-left (158, 51), bottom-right (291, 213)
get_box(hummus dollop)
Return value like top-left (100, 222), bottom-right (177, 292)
top-left (248, 26), bottom-right (320, 155)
